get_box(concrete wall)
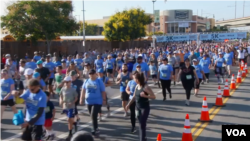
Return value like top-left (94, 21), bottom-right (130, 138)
top-left (161, 10), bottom-right (193, 21)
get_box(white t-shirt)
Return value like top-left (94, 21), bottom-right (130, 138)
top-left (237, 50), bottom-right (245, 59)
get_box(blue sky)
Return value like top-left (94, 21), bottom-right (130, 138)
top-left (1, 0), bottom-right (250, 21)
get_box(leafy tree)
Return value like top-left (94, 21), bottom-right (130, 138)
top-left (147, 31), bottom-right (164, 36)
top-left (102, 8), bottom-right (152, 47)
top-left (1, 1), bottom-right (78, 53)
top-left (76, 21), bottom-right (98, 35)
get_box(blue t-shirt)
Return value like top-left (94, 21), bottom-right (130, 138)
top-left (33, 56), bottom-right (41, 62)
top-left (43, 62), bottom-right (55, 78)
top-left (132, 62), bottom-right (149, 73)
top-left (74, 59), bottom-right (83, 71)
top-left (216, 58), bottom-right (225, 67)
top-left (105, 59), bottom-right (114, 69)
top-left (40, 79), bottom-right (46, 88)
top-left (184, 53), bottom-right (190, 60)
top-left (127, 62), bottom-right (134, 72)
top-left (54, 61), bottom-right (61, 67)
top-left (95, 59), bottom-right (104, 69)
top-left (98, 76), bottom-right (109, 84)
top-left (0, 78), bottom-right (14, 100)
top-left (20, 89), bottom-right (47, 125)
top-left (25, 62), bottom-right (37, 70)
top-left (127, 80), bottom-right (137, 100)
top-left (149, 65), bottom-right (157, 75)
top-left (224, 53), bottom-right (233, 65)
top-left (193, 64), bottom-right (203, 79)
top-left (82, 78), bottom-right (105, 105)
top-left (212, 55), bottom-right (219, 65)
top-left (199, 58), bottom-right (211, 73)
top-left (158, 64), bottom-right (173, 80)
top-left (117, 60), bottom-right (123, 69)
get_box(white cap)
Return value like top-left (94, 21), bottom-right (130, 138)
top-left (218, 52), bottom-right (223, 55)
top-left (64, 76), bottom-right (72, 81)
top-left (5, 54), bottom-right (10, 57)
top-left (24, 68), bottom-right (34, 75)
top-left (173, 51), bottom-right (177, 54)
top-left (192, 59), bottom-right (197, 62)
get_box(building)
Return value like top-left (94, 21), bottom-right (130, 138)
top-left (85, 9), bottom-right (215, 35)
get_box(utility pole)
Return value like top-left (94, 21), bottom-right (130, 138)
top-left (152, 0), bottom-right (156, 35)
top-left (75, 15), bottom-right (80, 36)
top-left (82, 0), bottom-right (85, 52)
top-left (243, 0), bottom-right (245, 17)
top-left (228, 1), bottom-right (237, 19)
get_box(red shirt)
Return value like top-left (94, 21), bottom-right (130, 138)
top-left (2, 57), bottom-right (6, 65)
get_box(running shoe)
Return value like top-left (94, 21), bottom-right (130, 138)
top-left (131, 127), bottom-right (137, 133)
top-left (66, 134), bottom-right (72, 141)
top-left (124, 112), bottom-right (128, 117)
top-left (169, 94), bottom-right (172, 99)
top-left (163, 97), bottom-right (166, 101)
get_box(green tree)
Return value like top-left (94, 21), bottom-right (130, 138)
top-left (147, 31), bottom-right (164, 36)
top-left (1, 1), bottom-right (78, 53)
top-left (102, 8), bottom-right (152, 47)
top-left (77, 21), bottom-right (98, 35)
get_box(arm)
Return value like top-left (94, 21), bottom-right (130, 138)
top-left (125, 83), bottom-right (131, 95)
top-left (177, 69), bottom-right (182, 82)
top-left (80, 89), bottom-right (86, 105)
top-left (28, 107), bottom-right (45, 125)
top-left (144, 85), bottom-right (156, 100)
top-left (116, 74), bottom-right (121, 84)
top-left (126, 85), bottom-right (137, 107)
top-left (3, 84), bottom-right (15, 100)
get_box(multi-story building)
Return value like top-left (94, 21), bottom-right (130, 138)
top-left (86, 9), bottom-right (215, 35)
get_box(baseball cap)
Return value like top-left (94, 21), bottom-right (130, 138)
top-left (36, 60), bottom-right (43, 65)
top-left (137, 56), bottom-right (143, 59)
top-left (46, 54), bottom-right (51, 57)
top-left (64, 76), bottom-right (72, 81)
top-left (24, 68), bottom-right (34, 75)
top-left (192, 59), bottom-right (197, 62)
top-left (162, 58), bottom-right (168, 61)
top-left (89, 69), bottom-right (96, 74)
top-left (61, 59), bottom-right (66, 63)
top-left (5, 54), bottom-right (10, 57)
top-left (32, 72), bottom-right (40, 78)
top-left (136, 64), bottom-right (141, 67)
top-left (84, 63), bottom-right (90, 66)
top-left (218, 52), bottom-right (223, 55)
top-left (173, 51), bottom-right (177, 54)
top-left (97, 68), bottom-right (104, 73)
top-left (69, 70), bottom-right (77, 76)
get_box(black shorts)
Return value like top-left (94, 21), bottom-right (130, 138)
top-left (1, 99), bottom-right (15, 107)
top-left (238, 59), bottom-right (245, 63)
top-left (121, 91), bottom-right (129, 101)
top-left (151, 74), bottom-right (157, 79)
top-left (172, 67), bottom-right (175, 75)
top-left (21, 125), bottom-right (43, 141)
top-left (107, 69), bottom-right (113, 74)
top-left (46, 78), bottom-right (54, 85)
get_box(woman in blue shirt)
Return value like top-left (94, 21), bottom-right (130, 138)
top-left (105, 55), bottom-right (115, 82)
top-left (80, 69), bottom-right (107, 136)
top-left (1, 69), bottom-right (18, 120)
top-left (192, 59), bottom-right (207, 95)
top-left (126, 71), bottom-right (138, 133)
top-left (158, 58), bottom-right (173, 101)
top-left (214, 52), bottom-right (226, 84)
top-left (199, 55), bottom-right (211, 83)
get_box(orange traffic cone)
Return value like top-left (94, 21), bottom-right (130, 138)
top-left (236, 70), bottom-right (241, 83)
top-left (156, 134), bottom-right (162, 141)
top-left (242, 67), bottom-right (246, 77)
top-left (182, 114), bottom-right (193, 141)
top-left (240, 61), bottom-right (244, 71)
top-left (215, 86), bottom-right (225, 106)
top-left (230, 74), bottom-right (236, 90)
top-left (245, 63), bottom-right (248, 74)
top-left (198, 97), bottom-right (212, 122)
top-left (223, 79), bottom-right (230, 97)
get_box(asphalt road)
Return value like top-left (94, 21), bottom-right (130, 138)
top-left (1, 65), bottom-right (250, 141)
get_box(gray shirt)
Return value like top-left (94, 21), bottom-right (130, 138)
top-left (188, 54), bottom-right (197, 64)
top-left (174, 56), bottom-right (181, 67)
top-left (167, 56), bottom-right (176, 66)
top-left (59, 87), bottom-right (78, 109)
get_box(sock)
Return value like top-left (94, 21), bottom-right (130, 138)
top-left (69, 130), bottom-right (72, 135)
top-left (46, 130), bottom-right (49, 136)
top-left (47, 130), bottom-right (51, 135)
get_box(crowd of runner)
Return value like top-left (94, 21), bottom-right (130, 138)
top-left (1, 42), bottom-right (250, 141)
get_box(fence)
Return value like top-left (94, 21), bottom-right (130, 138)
top-left (1, 40), bottom-right (151, 58)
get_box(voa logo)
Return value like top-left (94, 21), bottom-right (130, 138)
top-left (226, 129), bottom-right (246, 136)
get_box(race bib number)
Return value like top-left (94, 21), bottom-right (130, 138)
top-left (162, 73), bottom-right (167, 77)
top-left (186, 75), bottom-right (192, 80)
top-left (2, 91), bottom-right (8, 96)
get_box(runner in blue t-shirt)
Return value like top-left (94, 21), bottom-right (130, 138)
top-left (43, 54), bottom-right (56, 96)
top-left (224, 49), bottom-right (234, 78)
top-left (125, 71), bottom-right (138, 133)
top-left (192, 59), bottom-right (206, 95)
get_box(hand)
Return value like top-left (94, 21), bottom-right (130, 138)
top-left (102, 100), bottom-right (107, 106)
top-left (140, 92), bottom-right (148, 98)
top-left (11, 90), bottom-right (19, 96)
top-left (21, 122), bottom-right (29, 128)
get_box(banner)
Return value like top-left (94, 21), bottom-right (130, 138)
top-left (199, 32), bottom-right (247, 40)
top-left (156, 34), bottom-right (198, 42)
top-left (178, 22), bottom-right (189, 27)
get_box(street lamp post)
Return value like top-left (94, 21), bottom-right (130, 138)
top-left (82, 0), bottom-right (85, 52)
top-left (152, 0), bottom-right (156, 48)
